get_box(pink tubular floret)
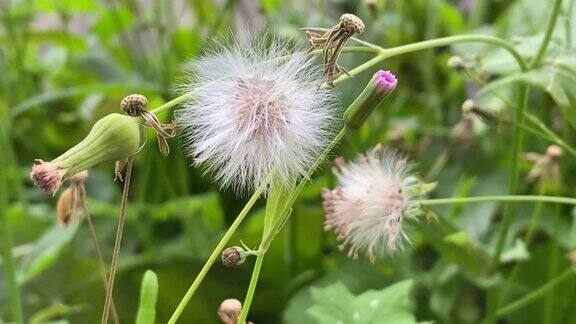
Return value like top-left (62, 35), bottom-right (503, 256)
top-left (374, 70), bottom-right (398, 92)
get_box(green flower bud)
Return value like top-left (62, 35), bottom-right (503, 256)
top-left (344, 70), bottom-right (397, 129)
top-left (31, 113), bottom-right (142, 193)
top-left (221, 246), bottom-right (247, 267)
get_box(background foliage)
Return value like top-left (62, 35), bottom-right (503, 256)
top-left (1, 0), bottom-right (575, 323)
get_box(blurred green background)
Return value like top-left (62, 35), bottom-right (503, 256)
top-left (1, 0), bottom-right (576, 323)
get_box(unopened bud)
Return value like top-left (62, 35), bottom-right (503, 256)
top-left (344, 70), bottom-right (397, 129)
top-left (462, 99), bottom-right (476, 113)
top-left (31, 113), bottom-right (142, 193)
top-left (218, 299), bottom-right (242, 324)
top-left (546, 145), bottom-right (563, 158)
top-left (221, 246), bottom-right (247, 267)
top-left (447, 56), bottom-right (465, 70)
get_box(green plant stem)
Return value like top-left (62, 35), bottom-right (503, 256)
top-left (167, 186), bottom-right (263, 324)
top-left (84, 206), bottom-right (120, 324)
top-left (421, 195), bottom-right (576, 206)
top-left (530, 0), bottom-right (564, 68)
top-left (0, 124), bottom-right (23, 323)
top-left (381, 35), bottom-right (528, 71)
top-left (499, 185), bottom-right (546, 305)
top-left (237, 251), bottom-right (265, 324)
top-left (544, 206), bottom-right (561, 324)
top-left (102, 157), bottom-right (133, 324)
top-left (496, 268), bottom-right (574, 317)
top-left (492, 86), bottom-right (529, 264)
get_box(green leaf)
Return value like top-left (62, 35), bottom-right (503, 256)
top-left (135, 270), bottom-right (158, 324)
top-left (308, 280), bottom-right (417, 324)
top-left (18, 221), bottom-right (79, 284)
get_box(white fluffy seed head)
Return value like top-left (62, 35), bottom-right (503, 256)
top-left (178, 34), bottom-right (337, 194)
top-left (322, 145), bottom-right (423, 262)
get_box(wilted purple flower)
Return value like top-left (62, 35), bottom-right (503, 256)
top-left (178, 35), bottom-right (336, 193)
top-left (322, 145), bottom-right (423, 262)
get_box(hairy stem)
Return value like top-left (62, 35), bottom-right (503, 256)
top-left (102, 157), bottom-right (133, 324)
top-left (167, 186), bottom-right (264, 324)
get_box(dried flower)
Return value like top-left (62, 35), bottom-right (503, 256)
top-left (121, 94), bottom-right (177, 156)
top-left (451, 99), bottom-right (476, 146)
top-left (522, 145), bottom-right (563, 182)
top-left (322, 145), bottom-right (426, 262)
top-left (304, 13), bottom-right (365, 86)
top-left (344, 70), bottom-right (397, 129)
top-left (217, 299), bottom-right (242, 324)
top-left (178, 35), bottom-right (336, 193)
top-left (56, 171), bottom-right (88, 227)
top-left (31, 113), bottom-right (142, 194)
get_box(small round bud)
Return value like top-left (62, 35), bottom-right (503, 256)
top-left (340, 13), bottom-right (365, 34)
top-left (546, 145), bottom-right (563, 158)
top-left (462, 99), bottom-right (476, 113)
top-left (447, 56), bottom-right (465, 70)
top-left (221, 246), bottom-right (246, 267)
top-left (217, 299), bottom-right (242, 324)
top-left (121, 94), bottom-right (148, 117)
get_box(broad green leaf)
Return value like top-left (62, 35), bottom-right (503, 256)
top-left (308, 280), bottom-right (417, 324)
top-left (135, 270), bottom-right (158, 324)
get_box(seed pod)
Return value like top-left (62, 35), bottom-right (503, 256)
top-left (31, 113), bottom-right (142, 193)
top-left (221, 246), bottom-right (247, 267)
top-left (344, 70), bottom-right (397, 129)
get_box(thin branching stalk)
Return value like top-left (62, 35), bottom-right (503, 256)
top-left (421, 195), bottom-right (576, 206)
top-left (102, 157), bottom-right (134, 324)
top-left (84, 206), bottom-right (120, 324)
top-left (168, 186), bottom-right (264, 324)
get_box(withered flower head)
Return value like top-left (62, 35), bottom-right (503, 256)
top-left (31, 113), bottom-right (141, 194)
